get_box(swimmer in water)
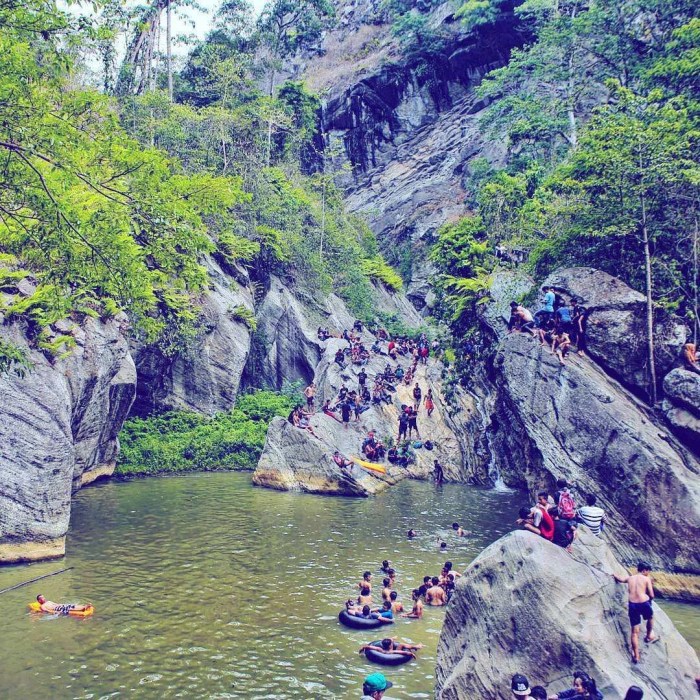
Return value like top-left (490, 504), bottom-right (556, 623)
top-left (35, 595), bottom-right (91, 614)
top-left (402, 589), bottom-right (424, 619)
top-left (389, 590), bottom-right (404, 614)
top-left (426, 577), bottom-right (447, 606)
top-left (452, 522), bottom-right (470, 537)
top-left (358, 570), bottom-right (373, 592)
top-left (359, 637), bottom-right (424, 659)
top-left (381, 578), bottom-right (392, 602)
top-left (357, 586), bottom-right (372, 606)
top-left (407, 529), bottom-right (417, 538)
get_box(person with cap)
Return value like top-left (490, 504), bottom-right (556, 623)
top-left (512, 673), bottom-right (534, 699)
top-left (362, 672), bottom-right (392, 699)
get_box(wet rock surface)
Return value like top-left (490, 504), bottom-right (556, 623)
top-left (436, 529), bottom-right (700, 699)
top-left (0, 316), bottom-right (135, 562)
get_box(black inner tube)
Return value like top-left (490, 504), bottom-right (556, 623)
top-left (338, 609), bottom-right (383, 629)
top-left (364, 640), bottom-right (414, 666)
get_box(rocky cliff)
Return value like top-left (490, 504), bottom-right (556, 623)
top-left (436, 529), bottom-right (700, 699)
top-left (254, 328), bottom-right (471, 493)
top-left (466, 268), bottom-right (700, 573)
top-left (0, 315), bottom-right (135, 563)
top-left (296, 0), bottom-right (526, 307)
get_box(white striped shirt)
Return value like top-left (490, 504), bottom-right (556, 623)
top-left (578, 506), bottom-right (605, 535)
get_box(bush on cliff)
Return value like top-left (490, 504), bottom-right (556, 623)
top-left (116, 390), bottom-right (295, 476)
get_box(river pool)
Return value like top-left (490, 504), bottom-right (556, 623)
top-left (0, 473), bottom-right (697, 699)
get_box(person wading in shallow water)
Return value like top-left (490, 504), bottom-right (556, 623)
top-left (361, 672), bottom-right (393, 700)
top-left (613, 561), bottom-right (658, 664)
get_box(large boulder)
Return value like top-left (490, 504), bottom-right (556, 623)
top-left (489, 332), bottom-right (700, 573)
top-left (436, 530), bottom-right (700, 699)
top-left (131, 256), bottom-right (253, 416)
top-left (0, 316), bottom-right (136, 563)
top-left (662, 368), bottom-right (700, 454)
top-left (253, 329), bottom-right (472, 493)
top-left (544, 268), bottom-right (687, 400)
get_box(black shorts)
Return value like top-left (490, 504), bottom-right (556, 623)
top-left (628, 600), bottom-right (653, 626)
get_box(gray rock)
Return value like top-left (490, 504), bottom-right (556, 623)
top-left (0, 316), bottom-right (135, 563)
top-left (543, 268), bottom-right (687, 400)
top-left (131, 256), bottom-right (253, 415)
top-left (254, 331), bottom-right (472, 493)
top-left (662, 368), bottom-right (700, 453)
top-left (489, 332), bottom-right (700, 572)
top-left (436, 529), bottom-right (700, 699)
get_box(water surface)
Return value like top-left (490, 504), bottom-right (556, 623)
top-left (0, 474), bottom-right (696, 699)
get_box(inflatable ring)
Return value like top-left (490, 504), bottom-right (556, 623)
top-left (338, 609), bottom-right (383, 630)
top-left (28, 602), bottom-right (94, 617)
top-left (364, 640), bottom-right (414, 666)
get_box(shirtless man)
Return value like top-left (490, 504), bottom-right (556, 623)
top-left (613, 561), bottom-right (658, 663)
top-left (35, 594), bottom-right (91, 614)
top-left (452, 522), bottom-right (469, 537)
top-left (381, 578), bottom-right (392, 602)
top-left (303, 382), bottom-right (316, 411)
top-left (402, 589), bottom-right (424, 619)
top-left (357, 586), bottom-right (372, 606)
top-left (389, 590), bottom-right (404, 614)
top-left (358, 571), bottom-right (373, 592)
top-left (683, 343), bottom-right (700, 374)
top-left (426, 577), bottom-right (447, 606)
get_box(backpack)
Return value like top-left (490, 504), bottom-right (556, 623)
top-left (558, 490), bottom-right (576, 519)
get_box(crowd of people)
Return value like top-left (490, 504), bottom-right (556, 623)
top-left (509, 671), bottom-right (645, 700)
top-left (507, 287), bottom-right (587, 366)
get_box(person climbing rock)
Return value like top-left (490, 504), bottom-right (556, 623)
top-left (572, 298), bottom-right (588, 356)
top-left (682, 342), bottom-right (700, 374)
top-left (333, 451), bottom-right (353, 469)
top-left (555, 299), bottom-right (574, 335)
top-left (614, 561), bottom-right (658, 664)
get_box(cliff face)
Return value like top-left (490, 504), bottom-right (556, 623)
top-left (300, 1), bottom-right (525, 307)
top-left (436, 529), bottom-right (700, 699)
top-left (0, 315), bottom-right (136, 563)
top-left (462, 269), bottom-right (700, 573)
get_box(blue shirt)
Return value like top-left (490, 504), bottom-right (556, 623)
top-left (543, 291), bottom-right (555, 312)
top-left (373, 609), bottom-right (393, 619)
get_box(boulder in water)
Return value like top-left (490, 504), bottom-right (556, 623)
top-left (436, 529), bottom-right (700, 699)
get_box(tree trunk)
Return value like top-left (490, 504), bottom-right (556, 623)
top-left (640, 191), bottom-right (657, 405)
top-left (693, 215), bottom-right (699, 344)
top-left (166, 0), bottom-right (173, 101)
top-left (266, 69), bottom-right (275, 167)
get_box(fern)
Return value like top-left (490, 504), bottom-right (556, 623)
top-left (229, 304), bottom-right (257, 331)
top-left (360, 256), bottom-right (403, 291)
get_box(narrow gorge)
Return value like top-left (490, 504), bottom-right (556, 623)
top-left (1, 0), bottom-right (699, 698)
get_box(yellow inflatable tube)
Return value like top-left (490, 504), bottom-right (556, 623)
top-left (351, 457), bottom-right (387, 474)
top-left (28, 602), bottom-right (94, 617)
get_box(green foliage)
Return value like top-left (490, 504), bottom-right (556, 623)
top-left (0, 339), bottom-right (32, 377)
top-left (229, 304), bottom-right (257, 330)
top-left (360, 257), bottom-right (404, 291)
top-left (116, 389), bottom-right (295, 476)
top-left (456, 0), bottom-right (512, 32)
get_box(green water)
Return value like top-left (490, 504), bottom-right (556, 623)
top-left (0, 474), bottom-right (697, 699)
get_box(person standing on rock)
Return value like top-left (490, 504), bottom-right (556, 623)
top-left (407, 407), bottom-right (420, 440)
top-left (572, 298), bottom-right (588, 356)
top-left (424, 388), bottom-right (435, 416)
top-left (412, 382), bottom-right (422, 410)
top-left (303, 382), bottom-right (316, 412)
top-left (576, 494), bottom-right (606, 535)
top-left (434, 459), bottom-right (444, 485)
top-left (613, 561), bottom-right (659, 664)
top-left (541, 286), bottom-right (556, 321)
top-left (358, 368), bottom-right (367, 390)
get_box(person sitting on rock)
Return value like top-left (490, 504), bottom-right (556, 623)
top-left (333, 451), bottom-right (353, 469)
top-left (511, 673), bottom-right (534, 699)
top-left (362, 431), bottom-right (384, 461)
top-left (297, 408), bottom-right (318, 437)
top-left (35, 595), bottom-right (91, 615)
top-left (516, 506), bottom-right (541, 536)
top-left (387, 445), bottom-right (399, 464)
top-left (394, 365), bottom-right (405, 380)
top-left (334, 348), bottom-right (346, 367)
top-left (359, 637), bottom-right (423, 659)
top-left (613, 561), bottom-right (658, 664)
top-left (426, 576), bottom-right (447, 606)
top-left (551, 329), bottom-right (572, 365)
top-left (576, 494), bottom-right (606, 535)
top-left (682, 342), bottom-right (700, 374)
top-left (532, 492), bottom-right (555, 542)
top-left (547, 671), bottom-right (603, 699)
top-left (550, 508), bottom-right (577, 551)
top-left (402, 589), bottom-right (423, 619)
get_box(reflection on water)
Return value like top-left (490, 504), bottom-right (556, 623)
top-left (0, 473), bottom-right (697, 699)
